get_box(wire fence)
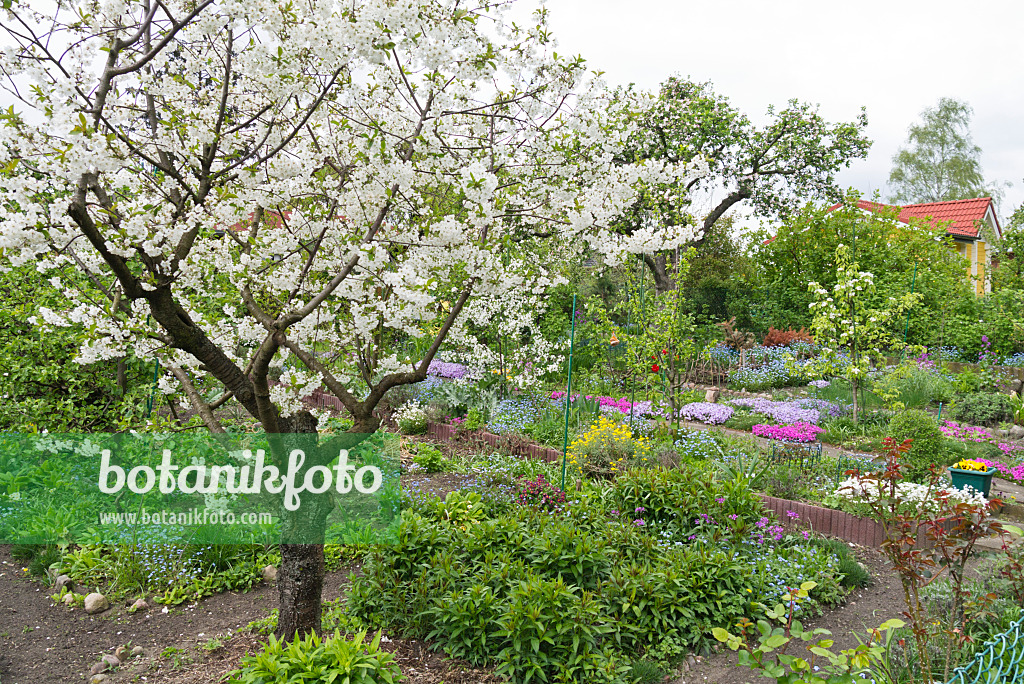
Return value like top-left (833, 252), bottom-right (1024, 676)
top-left (946, 612), bottom-right (1024, 683)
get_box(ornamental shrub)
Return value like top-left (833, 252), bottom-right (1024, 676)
top-left (762, 327), bottom-right (813, 347)
top-left (948, 392), bottom-right (1014, 426)
top-left (886, 409), bottom-right (947, 482)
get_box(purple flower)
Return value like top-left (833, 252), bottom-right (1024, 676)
top-left (634, 506), bottom-right (646, 513)
top-left (715, 497), bottom-right (725, 504)
top-left (422, 360), bottom-right (469, 379)
top-left (679, 402), bottom-right (734, 425)
top-left (786, 510), bottom-right (800, 519)
top-left (633, 519), bottom-right (645, 527)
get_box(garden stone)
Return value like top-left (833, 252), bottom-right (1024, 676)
top-left (61, 593), bottom-right (75, 606)
top-left (101, 654), bottom-right (120, 668)
top-left (89, 661), bottom-right (108, 676)
top-left (84, 593), bottom-right (110, 615)
top-left (54, 574), bottom-right (73, 593)
top-left (131, 645), bottom-right (144, 657)
top-left (89, 676), bottom-right (110, 684)
top-left (704, 388), bottom-right (720, 403)
top-left (262, 565), bottom-right (278, 582)
top-left (129, 598), bottom-right (149, 613)
top-left (1010, 425), bottom-right (1024, 440)
top-left (115, 646), bottom-right (129, 661)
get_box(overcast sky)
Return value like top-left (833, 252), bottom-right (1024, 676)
top-left (523, 0), bottom-right (1024, 226)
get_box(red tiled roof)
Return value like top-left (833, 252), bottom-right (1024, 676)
top-left (826, 197), bottom-right (998, 239)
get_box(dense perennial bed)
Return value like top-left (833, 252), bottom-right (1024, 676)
top-left (349, 463), bottom-right (846, 683)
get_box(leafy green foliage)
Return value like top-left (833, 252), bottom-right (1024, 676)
top-left (714, 581), bottom-right (902, 683)
top-left (0, 264), bottom-right (152, 431)
top-left (411, 444), bottom-right (448, 473)
top-left (225, 629), bottom-right (402, 684)
top-left (755, 193), bottom-right (969, 340)
top-left (948, 392), bottom-right (1014, 426)
top-left (887, 409), bottom-right (947, 481)
top-left (346, 467), bottom-right (801, 683)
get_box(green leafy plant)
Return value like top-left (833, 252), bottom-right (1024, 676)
top-left (886, 409), bottom-right (947, 482)
top-left (949, 392), bottom-right (1014, 426)
top-left (225, 629), bottom-right (402, 683)
top-left (411, 444), bottom-right (448, 473)
top-left (714, 581), bottom-right (902, 683)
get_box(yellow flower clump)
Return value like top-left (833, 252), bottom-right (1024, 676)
top-left (567, 415), bottom-right (651, 478)
top-left (953, 459), bottom-right (990, 472)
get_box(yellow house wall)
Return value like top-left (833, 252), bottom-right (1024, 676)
top-left (977, 241), bottom-right (986, 294)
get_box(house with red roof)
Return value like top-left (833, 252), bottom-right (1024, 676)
top-left (829, 197), bottom-right (1002, 295)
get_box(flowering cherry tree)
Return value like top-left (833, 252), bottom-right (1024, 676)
top-left (807, 245), bottom-right (921, 422)
top-left (0, 0), bottom-right (701, 637)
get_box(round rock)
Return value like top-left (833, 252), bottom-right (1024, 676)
top-left (262, 565), bottom-right (278, 582)
top-left (54, 574), bottom-right (74, 593)
top-left (84, 593), bottom-right (110, 615)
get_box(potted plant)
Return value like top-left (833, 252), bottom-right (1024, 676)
top-left (948, 458), bottom-right (997, 499)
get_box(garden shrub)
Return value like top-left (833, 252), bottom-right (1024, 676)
top-left (949, 392), bottom-right (1014, 426)
top-left (762, 327), bottom-right (813, 347)
top-left (887, 409), bottom-right (947, 481)
top-left (225, 629), bottom-right (402, 684)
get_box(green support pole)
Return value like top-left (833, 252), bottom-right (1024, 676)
top-left (560, 294), bottom-right (578, 491)
top-left (901, 262), bottom-right (918, 359)
top-left (145, 356), bottom-right (161, 418)
top-left (629, 257), bottom-right (644, 432)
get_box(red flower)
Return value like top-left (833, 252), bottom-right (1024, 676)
top-left (651, 364), bottom-right (660, 372)
top-left (661, 348), bottom-right (668, 354)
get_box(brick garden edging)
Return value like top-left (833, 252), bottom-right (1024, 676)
top-left (758, 495), bottom-right (885, 546)
top-left (426, 421), bottom-right (562, 463)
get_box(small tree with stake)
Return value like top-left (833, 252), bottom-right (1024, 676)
top-left (807, 245), bottom-right (921, 423)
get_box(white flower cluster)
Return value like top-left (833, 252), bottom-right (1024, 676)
top-left (393, 401), bottom-right (428, 435)
top-left (834, 476), bottom-right (987, 514)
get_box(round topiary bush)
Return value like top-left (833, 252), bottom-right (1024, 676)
top-left (887, 409), bottom-right (947, 482)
